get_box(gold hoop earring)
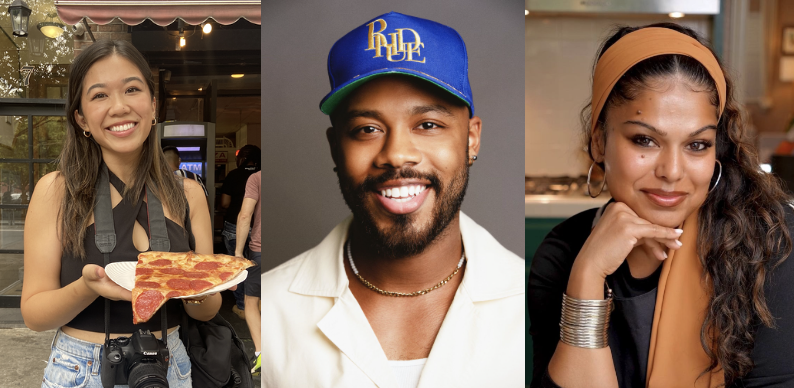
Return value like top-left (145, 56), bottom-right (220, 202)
top-left (82, 130), bottom-right (91, 138)
top-left (587, 162), bottom-right (607, 198)
top-left (152, 118), bottom-right (157, 126)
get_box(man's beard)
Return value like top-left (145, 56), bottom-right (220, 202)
top-left (337, 157), bottom-right (469, 258)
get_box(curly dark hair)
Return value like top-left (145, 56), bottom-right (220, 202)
top-left (581, 23), bottom-right (793, 385)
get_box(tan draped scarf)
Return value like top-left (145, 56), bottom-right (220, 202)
top-left (645, 210), bottom-right (723, 387)
top-left (590, 27), bottom-right (727, 386)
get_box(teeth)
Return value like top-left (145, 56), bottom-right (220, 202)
top-left (381, 185), bottom-right (427, 200)
top-left (108, 123), bottom-right (135, 132)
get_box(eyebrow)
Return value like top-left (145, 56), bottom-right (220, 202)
top-left (85, 76), bottom-right (144, 95)
top-left (123, 76), bottom-right (144, 85)
top-left (410, 104), bottom-right (454, 117)
top-left (85, 83), bottom-right (105, 94)
top-left (343, 110), bottom-right (383, 123)
top-left (342, 104), bottom-right (454, 124)
top-left (624, 120), bottom-right (718, 137)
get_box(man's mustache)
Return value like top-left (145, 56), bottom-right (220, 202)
top-left (358, 168), bottom-right (441, 193)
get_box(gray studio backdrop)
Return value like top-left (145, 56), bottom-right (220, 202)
top-left (260, 0), bottom-right (525, 272)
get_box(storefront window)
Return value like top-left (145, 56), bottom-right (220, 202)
top-left (0, 102), bottom-right (64, 301)
top-left (0, 163), bottom-right (29, 206)
top-left (0, 254), bottom-right (22, 296)
top-left (0, 116), bottom-right (28, 158)
top-left (33, 115), bottom-right (66, 158)
top-left (33, 161), bottom-right (58, 188)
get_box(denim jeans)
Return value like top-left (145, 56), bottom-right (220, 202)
top-left (222, 221), bottom-right (249, 310)
top-left (41, 328), bottom-right (191, 388)
top-left (245, 250), bottom-right (261, 298)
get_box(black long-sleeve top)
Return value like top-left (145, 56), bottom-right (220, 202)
top-left (528, 206), bottom-right (794, 388)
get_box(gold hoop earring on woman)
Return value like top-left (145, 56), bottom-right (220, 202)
top-left (587, 161), bottom-right (607, 198)
top-left (82, 130), bottom-right (91, 138)
top-left (152, 118), bottom-right (157, 126)
top-left (708, 160), bottom-right (722, 194)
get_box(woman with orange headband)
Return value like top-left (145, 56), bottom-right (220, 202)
top-left (528, 23), bottom-right (794, 387)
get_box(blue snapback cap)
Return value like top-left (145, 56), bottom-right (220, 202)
top-left (320, 11), bottom-right (474, 117)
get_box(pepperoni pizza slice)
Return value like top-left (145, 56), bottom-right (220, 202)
top-left (132, 251), bottom-right (255, 324)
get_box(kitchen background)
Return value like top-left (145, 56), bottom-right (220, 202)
top-left (525, 0), bottom-right (794, 384)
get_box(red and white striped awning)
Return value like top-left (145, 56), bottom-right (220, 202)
top-left (55, 0), bottom-right (260, 26)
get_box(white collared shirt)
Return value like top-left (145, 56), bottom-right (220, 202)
top-left (261, 212), bottom-right (525, 388)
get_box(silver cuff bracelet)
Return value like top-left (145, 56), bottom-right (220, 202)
top-left (559, 285), bottom-right (613, 349)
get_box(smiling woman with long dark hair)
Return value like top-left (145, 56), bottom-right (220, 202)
top-left (528, 23), bottom-right (794, 388)
top-left (19, 40), bottom-right (217, 387)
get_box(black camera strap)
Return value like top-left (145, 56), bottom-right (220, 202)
top-left (94, 164), bottom-right (171, 346)
top-left (94, 164), bottom-right (115, 346)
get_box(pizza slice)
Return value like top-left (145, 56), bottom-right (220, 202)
top-left (132, 251), bottom-right (255, 324)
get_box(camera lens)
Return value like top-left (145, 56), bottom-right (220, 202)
top-left (127, 362), bottom-right (169, 388)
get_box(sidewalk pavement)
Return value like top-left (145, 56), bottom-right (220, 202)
top-left (0, 290), bottom-right (261, 387)
top-left (0, 308), bottom-right (55, 387)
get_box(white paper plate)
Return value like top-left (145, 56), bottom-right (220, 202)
top-left (105, 261), bottom-right (249, 299)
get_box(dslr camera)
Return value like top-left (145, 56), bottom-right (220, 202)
top-left (101, 329), bottom-right (170, 388)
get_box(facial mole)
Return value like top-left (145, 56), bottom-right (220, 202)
top-left (640, 155), bottom-right (645, 158)
top-left (636, 110), bottom-right (642, 115)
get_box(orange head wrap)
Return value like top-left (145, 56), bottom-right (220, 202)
top-left (590, 27), bottom-right (727, 134)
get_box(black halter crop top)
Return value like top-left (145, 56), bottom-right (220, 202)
top-left (59, 171), bottom-right (194, 333)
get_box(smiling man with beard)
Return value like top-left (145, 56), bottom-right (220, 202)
top-left (261, 12), bottom-right (524, 388)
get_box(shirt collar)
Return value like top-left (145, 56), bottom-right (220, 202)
top-left (288, 212), bottom-right (524, 302)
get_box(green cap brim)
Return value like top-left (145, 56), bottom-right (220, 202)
top-left (320, 71), bottom-right (471, 116)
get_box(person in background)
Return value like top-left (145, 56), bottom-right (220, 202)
top-left (219, 144), bottom-right (261, 319)
top-left (234, 171), bottom-right (261, 376)
top-left (162, 145), bottom-right (208, 197)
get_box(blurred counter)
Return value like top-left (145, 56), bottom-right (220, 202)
top-left (525, 194), bottom-right (610, 218)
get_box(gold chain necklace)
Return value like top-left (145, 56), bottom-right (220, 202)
top-left (346, 240), bottom-right (466, 297)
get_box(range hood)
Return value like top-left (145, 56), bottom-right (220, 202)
top-left (526, 0), bottom-right (720, 15)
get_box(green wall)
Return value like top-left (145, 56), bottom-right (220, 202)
top-left (526, 217), bottom-right (565, 386)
